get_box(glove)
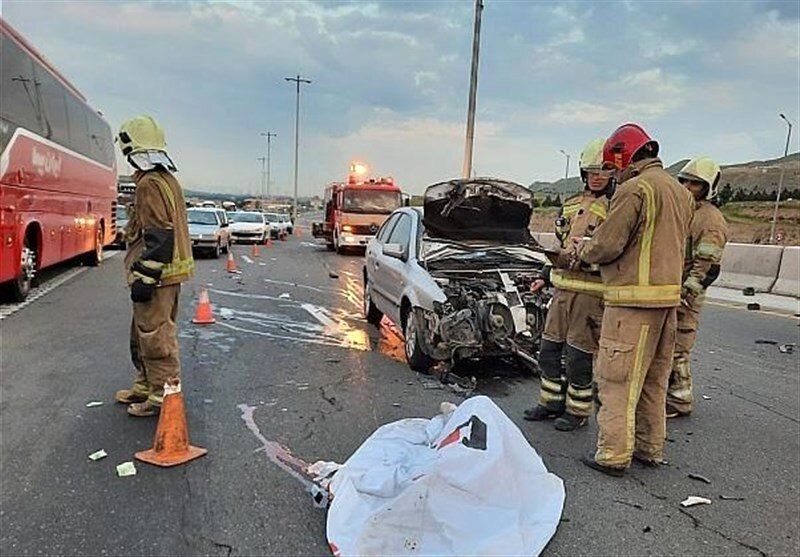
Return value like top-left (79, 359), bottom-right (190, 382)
top-left (131, 279), bottom-right (156, 303)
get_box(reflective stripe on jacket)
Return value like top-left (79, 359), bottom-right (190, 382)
top-left (682, 200), bottom-right (728, 308)
top-left (579, 158), bottom-right (694, 308)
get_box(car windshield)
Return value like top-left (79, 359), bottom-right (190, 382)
top-left (116, 206), bottom-right (128, 220)
top-left (264, 213), bottom-right (279, 223)
top-left (187, 210), bottom-right (219, 225)
top-left (231, 212), bottom-right (263, 223)
top-left (342, 190), bottom-right (402, 214)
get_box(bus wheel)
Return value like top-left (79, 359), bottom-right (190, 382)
top-left (10, 239), bottom-right (37, 302)
top-left (86, 223), bottom-right (104, 267)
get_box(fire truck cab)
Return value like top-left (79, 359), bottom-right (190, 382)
top-left (313, 166), bottom-right (403, 253)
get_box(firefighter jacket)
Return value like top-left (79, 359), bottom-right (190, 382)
top-left (682, 200), bottom-right (728, 307)
top-left (549, 190), bottom-right (608, 297)
top-left (125, 169), bottom-right (194, 287)
top-left (579, 158), bottom-right (694, 308)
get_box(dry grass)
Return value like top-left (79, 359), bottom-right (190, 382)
top-left (528, 201), bottom-right (800, 246)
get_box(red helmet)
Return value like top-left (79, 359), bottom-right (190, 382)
top-left (603, 123), bottom-right (659, 171)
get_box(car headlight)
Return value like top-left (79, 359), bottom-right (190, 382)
top-left (342, 225), bottom-right (353, 232)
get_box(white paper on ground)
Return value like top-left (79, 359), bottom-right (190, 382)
top-left (326, 395), bottom-right (565, 557)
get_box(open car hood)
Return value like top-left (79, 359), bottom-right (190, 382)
top-left (423, 178), bottom-right (533, 243)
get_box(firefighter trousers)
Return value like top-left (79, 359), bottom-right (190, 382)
top-left (594, 306), bottom-right (677, 468)
top-left (538, 289), bottom-right (604, 418)
top-left (667, 302), bottom-right (700, 414)
top-left (129, 284), bottom-right (181, 406)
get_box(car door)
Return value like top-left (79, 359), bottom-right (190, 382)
top-left (367, 213), bottom-right (398, 313)
top-left (376, 213), bottom-right (413, 325)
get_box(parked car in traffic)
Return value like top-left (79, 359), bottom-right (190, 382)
top-left (113, 204), bottom-right (130, 247)
top-left (279, 213), bottom-right (294, 234)
top-left (229, 211), bottom-right (268, 244)
top-left (187, 207), bottom-right (230, 258)
top-left (362, 178), bottom-right (549, 373)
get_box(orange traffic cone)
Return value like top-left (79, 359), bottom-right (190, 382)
top-left (192, 288), bottom-right (215, 324)
top-left (135, 378), bottom-right (207, 467)
top-left (251, 242), bottom-right (260, 258)
top-left (226, 250), bottom-right (238, 273)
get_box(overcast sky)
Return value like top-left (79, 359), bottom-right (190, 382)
top-left (3, 0), bottom-right (799, 195)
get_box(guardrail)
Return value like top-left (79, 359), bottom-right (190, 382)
top-left (531, 232), bottom-right (799, 299)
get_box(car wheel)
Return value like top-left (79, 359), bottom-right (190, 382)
top-left (213, 240), bottom-right (221, 258)
top-left (363, 276), bottom-right (383, 326)
top-left (403, 307), bottom-right (433, 373)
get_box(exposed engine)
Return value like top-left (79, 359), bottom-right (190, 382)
top-left (420, 270), bottom-right (549, 368)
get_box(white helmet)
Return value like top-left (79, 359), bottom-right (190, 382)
top-left (678, 156), bottom-right (721, 200)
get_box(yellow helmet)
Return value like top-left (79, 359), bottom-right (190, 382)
top-left (678, 156), bottom-right (721, 199)
top-left (579, 137), bottom-right (605, 173)
top-left (117, 115), bottom-right (176, 171)
top-left (117, 115), bottom-right (167, 157)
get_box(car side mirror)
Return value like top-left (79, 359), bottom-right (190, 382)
top-left (382, 243), bottom-right (406, 261)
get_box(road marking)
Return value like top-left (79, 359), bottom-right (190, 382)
top-left (301, 303), bottom-right (336, 327)
top-left (263, 277), bottom-right (330, 293)
top-left (0, 251), bottom-right (119, 321)
top-left (242, 255), bottom-right (254, 264)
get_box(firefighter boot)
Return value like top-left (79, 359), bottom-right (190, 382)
top-left (127, 400), bottom-right (161, 417)
top-left (115, 385), bottom-right (149, 404)
top-left (524, 405), bottom-right (563, 421)
top-left (554, 412), bottom-right (588, 431)
top-left (581, 453), bottom-right (625, 477)
top-left (531, 339), bottom-right (567, 417)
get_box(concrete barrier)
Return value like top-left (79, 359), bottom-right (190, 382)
top-left (771, 246), bottom-right (800, 298)
top-left (714, 243), bottom-right (783, 293)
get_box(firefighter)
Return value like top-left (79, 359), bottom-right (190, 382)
top-left (667, 157), bottom-right (728, 418)
top-left (524, 138), bottom-right (612, 431)
top-left (113, 115), bottom-right (195, 417)
top-left (575, 123), bottom-right (694, 476)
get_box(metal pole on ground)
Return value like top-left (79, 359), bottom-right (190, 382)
top-left (257, 157), bottom-right (266, 210)
top-left (261, 131), bottom-right (277, 204)
top-left (769, 113), bottom-right (793, 244)
top-left (559, 149), bottom-right (570, 179)
top-left (285, 75), bottom-right (311, 222)
top-left (461, 0), bottom-right (484, 179)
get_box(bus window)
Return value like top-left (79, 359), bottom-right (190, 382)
top-left (33, 64), bottom-right (69, 146)
top-left (0, 34), bottom-right (41, 136)
top-left (66, 93), bottom-right (90, 158)
top-left (88, 111), bottom-right (114, 166)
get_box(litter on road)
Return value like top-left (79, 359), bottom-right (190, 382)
top-left (688, 473), bottom-right (712, 484)
top-left (88, 450), bottom-right (107, 461)
top-left (279, 293), bottom-right (291, 299)
top-left (681, 496), bottom-right (712, 507)
top-left (720, 495), bottom-right (746, 501)
top-left (779, 344), bottom-right (795, 354)
top-left (85, 401), bottom-right (103, 408)
top-left (322, 396), bottom-right (565, 556)
top-left (116, 462), bottom-right (137, 477)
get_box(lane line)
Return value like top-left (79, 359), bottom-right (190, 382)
top-left (241, 255), bottom-right (254, 264)
top-left (0, 251), bottom-right (119, 321)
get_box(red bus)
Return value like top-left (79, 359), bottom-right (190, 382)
top-left (0, 19), bottom-right (116, 300)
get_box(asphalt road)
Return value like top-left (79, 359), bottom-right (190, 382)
top-left (1, 229), bottom-right (798, 556)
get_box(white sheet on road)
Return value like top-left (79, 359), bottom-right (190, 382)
top-left (325, 396), bottom-right (565, 557)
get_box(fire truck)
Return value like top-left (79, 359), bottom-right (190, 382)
top-left (312, 163), bottom-right (403, 253)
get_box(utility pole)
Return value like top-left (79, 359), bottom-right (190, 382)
top-left (461, 0), bottom-right (484, 179)
top-left (257, 157), bottom-right (266, 209)
top-left (260, 131), bottom-right (277, 203)
top-left (769, 113), bottom-right (793, 243)
top-left (285, 75), bottom-right (311, 222)
top-left (559, 149), bottom-right (570, 179)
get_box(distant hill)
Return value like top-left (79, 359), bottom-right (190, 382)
top-left (529, 152), bottom-right (800, 197)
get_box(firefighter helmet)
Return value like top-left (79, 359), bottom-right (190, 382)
top-left (117, 115), bottom-right (176, 171)
top-left (579, 137), bottom-right (606, 178)
top-left (603, 123), bottom-right (659, 171)
top-left (678, 156), bottom-right (721, 200)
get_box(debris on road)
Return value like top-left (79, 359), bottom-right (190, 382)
top-left (742, 287), bottom-right (755, 296)
top-left (325, 396), bottom-right (565, 556)
top-left (614, 499), bottom-right (643, 510)
top-left (279, 293), bottom-right (291, 299)
top-left (328, 271), bottom-right (339, 279)
top-left (747, 303), bottom-right (761, 311)
top-left (755, 339), bottom-right (778, 345)
top-left (680, 496), bottom-right (711, 507)
top-left (688, 473), bottom-right (712, 484)
top-left (642, 526), bottom-right (652, 533)
top-left (391, 402), bottom-right (401, 407)
top-left (85, 401), bottom-right (103, 408)
top-left (702, 395), bottom-right (711, 400)
top-left (325, 358), bottom-right (340, 364)
top-left (116, 462), bottom-right (137, 477)
top-left (719, 495), bottom-right (745, 501)
top-left (219, 307), bottom-right (235, 320)
top-left (88, 450), bottom-right (107, 461)
top-left (779, 344), bottom-right (795, 354)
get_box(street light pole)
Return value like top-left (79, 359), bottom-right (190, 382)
top-left (559, 149), bottom-right (570, 179)
top-left (260, 131), bottom-right (277, 203)
top-left (285, 75), bottom-right (311, 222)
top-left (769, 113), bottom-right (793, 244)
top-left (257, 157), bottom-right (266, 209)
top-left (462, 0), bottom-right (484, 179)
